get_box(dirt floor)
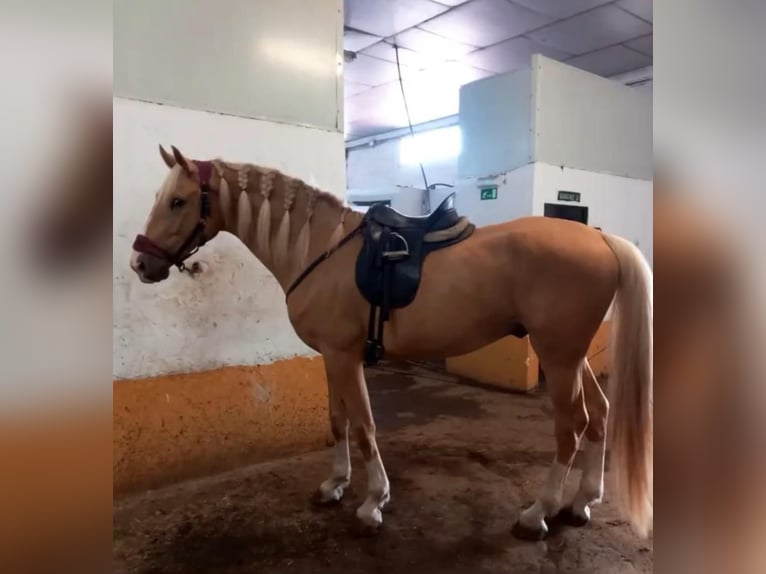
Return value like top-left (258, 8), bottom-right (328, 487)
top-left (114, 361), bottom-right (653, 574)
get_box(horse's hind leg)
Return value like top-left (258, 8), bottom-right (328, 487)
top-left (513, 360), bottom-right (589, 540)
top-left (313, 375), bottom-right (351, 504)
top-left (558, 359), bottom-right (609, 526)
top-left (323, 350), bottom-right (390, 529)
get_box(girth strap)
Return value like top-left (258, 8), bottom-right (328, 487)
top-left (363, 227), bottom-right (409, 366)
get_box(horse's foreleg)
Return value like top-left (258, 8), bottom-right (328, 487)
top-left (313, 380), bottom-right (351, 504)
top-left (562, 359), bottom-right (609, 525)
top-left (514, 361), bottom-right (589, 540)
top-left (324, 350), bottom-right (390, 529)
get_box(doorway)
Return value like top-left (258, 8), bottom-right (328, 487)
top-left (543, 203), bottom-right (589, 224)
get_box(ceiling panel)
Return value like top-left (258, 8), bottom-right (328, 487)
top-left (344, 29), bottom-right (381, 52)
top-left (345, 81), bottom-right (408, 137)
top-left (462, 36), bottom-right (571, 74)
top-left (345, 62), bottom-right (490, 138)
top-left (344, 0), bottom-right (449, 37)
top-left (566, 44), bottom-right (651, 77)
top-left (344, 54), bottom-right (417, 86)
top-left (419, 0), bottom-right (555, 48)
top-left (432, 0), bottom-right (472, 6)
top-left (407, 60), bottom-right (492, 89)
top-left (345, 80), bottom-right (372, 98)
top-left (624, 34), bottom-right (652, 56)
top-left (393, 26), bottom-right (476, 58)
top-left (528, 4), bottom-right (652, 55)
top-left (508, 0), bottom-right (613, 19)
top-left (616, 0), bottom-right (653, 22)
top-left (362, 41), bottom-right (445, 69)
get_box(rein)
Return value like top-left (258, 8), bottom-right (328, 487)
top-left (132, 160), bottom-right (213, 273)
top-left (285, 219), bottom-right (366, 298)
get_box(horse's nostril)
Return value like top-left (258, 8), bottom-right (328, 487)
top-left (136, 260), bottom-right (146, 272)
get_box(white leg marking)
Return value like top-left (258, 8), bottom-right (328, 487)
top-left (571, 438), bottom-right (606, 520)
top-left (356, 452), bottom-right (390, 528)
top-left (318, 439), bottom-right (351, 502)
top-left (519, 460), bottom-right (569, 531)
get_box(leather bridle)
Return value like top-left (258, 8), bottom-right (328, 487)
top-left (132, 160), bottom-right (214, 273)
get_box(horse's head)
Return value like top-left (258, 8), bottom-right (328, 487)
top-left (130, 145), bottom-right (221, 283)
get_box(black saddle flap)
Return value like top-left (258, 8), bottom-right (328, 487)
top-left (355, 222), bottom-right (422, 309)
top-left (355, 212), bottom-right (474, 311)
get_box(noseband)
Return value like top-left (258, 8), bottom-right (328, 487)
top-left (132, 160), bottom-right (213, 273)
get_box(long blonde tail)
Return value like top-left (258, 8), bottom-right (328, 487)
top-left (602, 233), bottom-right (653, 537)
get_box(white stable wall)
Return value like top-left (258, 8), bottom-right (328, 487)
top-left (532, 162), bottom-right (653, 266)
top-left (346, 136), bottom-right (458, 192)
top-left (453, 165), bottom-right (535, 227)
top-left (113, 100), bottom-right (345, 380)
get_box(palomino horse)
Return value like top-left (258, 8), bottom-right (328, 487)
top-left (130, 146), bottom-right (652, 540)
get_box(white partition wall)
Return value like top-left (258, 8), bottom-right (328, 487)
top-left (532, 57), bottom-right (652, 180)
top-left (456, 55), bottom-right (652, 265)
top-left (114, 0), bottom-right (343, 131)
top-left (458, 69), bottom-right (534, 178)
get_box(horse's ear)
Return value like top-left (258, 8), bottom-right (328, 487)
top-left (171, 145), bottom-right (192, 174)
top-left (159, 145), bottom-right (176, 169)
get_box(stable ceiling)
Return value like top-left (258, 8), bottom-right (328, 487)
top-left (344, 0), bottom-right (652, 139)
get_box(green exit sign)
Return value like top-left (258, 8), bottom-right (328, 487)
top-left (480, 187), bottom-right (497, 200)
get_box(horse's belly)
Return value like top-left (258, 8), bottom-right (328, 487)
top-left (383, 249), bottom-right (516, 359)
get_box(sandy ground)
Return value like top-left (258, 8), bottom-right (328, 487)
top-left (114, 361), bottom-right (652, 574)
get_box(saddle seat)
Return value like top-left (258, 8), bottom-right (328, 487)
top-left (366, 193), bottom-right (461, 233)
top-left (355, 193), bottom-right (475, 365)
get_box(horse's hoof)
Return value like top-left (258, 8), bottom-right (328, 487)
top-left (310, 489), bottom-right (342, 507)
top-left (555, 505), bottom-right (590, 527)
top-left (512, 519), bottom-right (549, 541)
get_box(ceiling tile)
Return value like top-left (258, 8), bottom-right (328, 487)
top-left (462, 36), bottom-right (571, 73)
top-left (528, 4), bottom-right (652, 55)
top-left (408, 61), bottom-right (492, 89)
top-left (616, 0), bottom-right (653, 22)
top-left (362, 41), bottom-right (446, 69)
top-left (344, 29), bottom-right (382, 52)
top-left (345, 62), bottom-right (490, 137)
top-left (624, 34), bottom-right (653, 56)
top-left (344, 0), bottom-right (449, 37)
top-left (432, 0), bottom-right (471, 6)
top-left (344, 54), bottom-right (416, 86)
top-left (508, 0), bottom-right (613, 19)
top-left (345, 81), bottom-right (372, 98)
top-left (419, 0), bottom-right (555, 47)
top-left (566, 44), bottom-right (652, 77)
top-left (345, 81), bottom-right (408, 135)
top-left (345, 122), bottom-right (385, 139)
top-left (393, 27), bottom-right (476, 58)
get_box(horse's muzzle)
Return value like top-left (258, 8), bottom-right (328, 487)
top-left (131, 251), bottom-right (170, 283)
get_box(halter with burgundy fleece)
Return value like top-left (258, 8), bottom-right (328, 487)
top-left (132, 160), bottom-right (213, 273)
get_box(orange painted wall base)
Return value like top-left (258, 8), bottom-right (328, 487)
top-left (446, 322), bottom-right (612, 392)
top-left (114, 355), bottom-right (329, 495)
top-left (446, 335), bottom-right (540, 392)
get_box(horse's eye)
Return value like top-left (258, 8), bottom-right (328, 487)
top-left (170, 198), bottom-right (186, 209)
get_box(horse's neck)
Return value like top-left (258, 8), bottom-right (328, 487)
top-left (214, 161), bottom-right (361, 290)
